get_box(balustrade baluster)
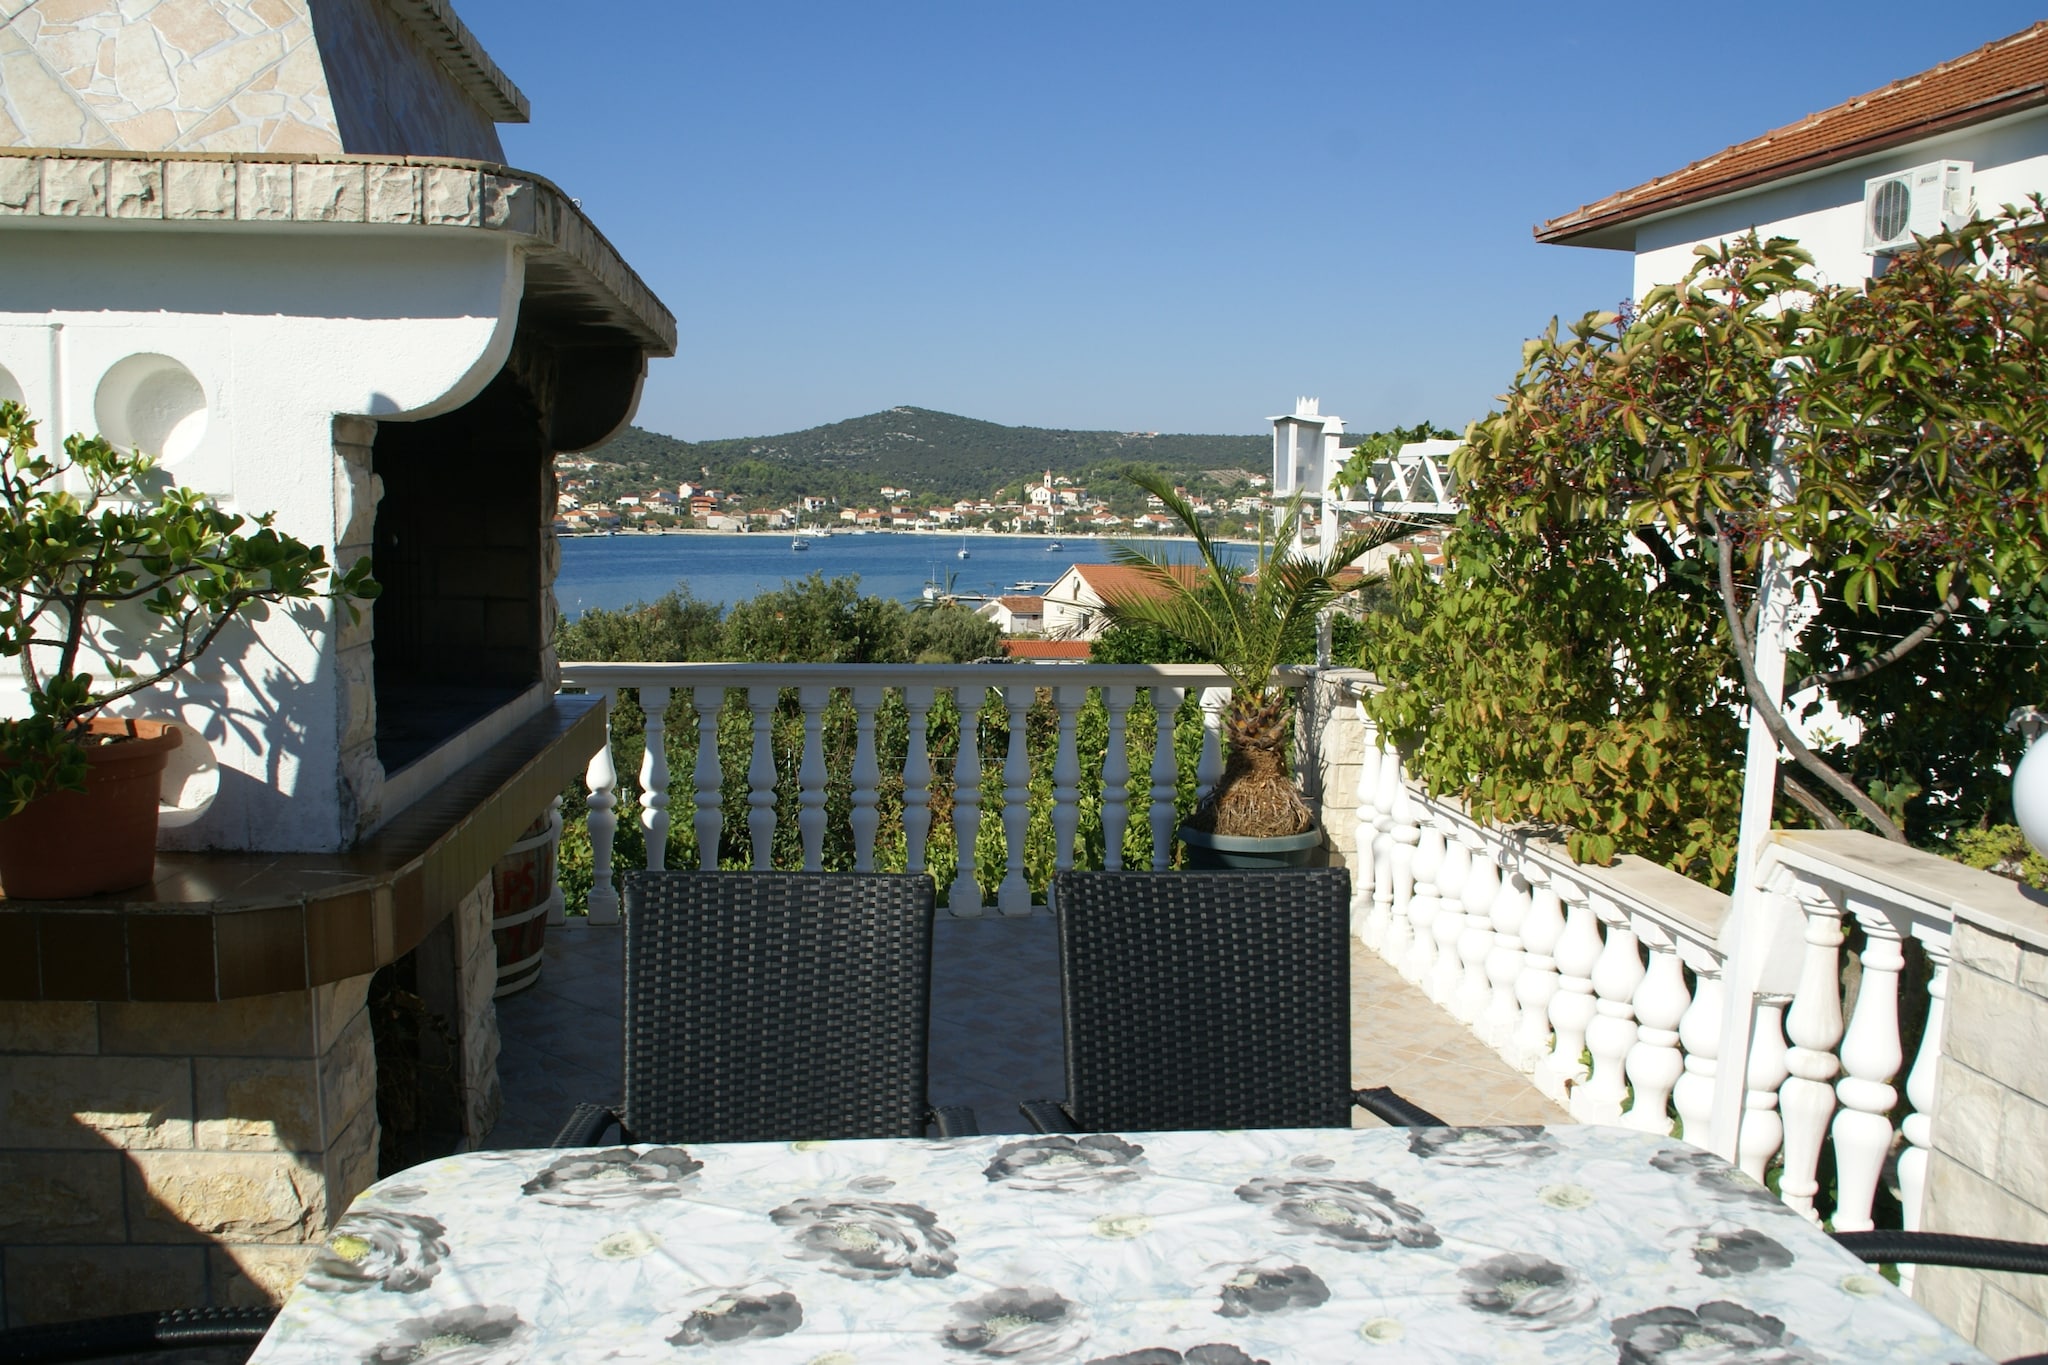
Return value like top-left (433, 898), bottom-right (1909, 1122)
top-left (948, 685), bottom-right (985, 915)
top-left (998, 685), bottom-right (1034, 914)
top-left (902, 687), bottom-right (935, 873)
top-left (1148, 685), bottom-right (1183, 870)
top-left (1051, 685), bottom-right (1085, 872)
top-left (1354, 730), bottom-right (1382, 945)
top-left (1673, 959), bottom-right (1723, 1146)
top-left (583, 687), bottom-right (620, 924)
top-left (745, 685), bottom-right (779, 871)
top-left (1455, 838), bottom-right (1501, 1028)
top-left (1622, 921), bottom-right (1689, 1135)
top-left (1778, 886), bottom-right (1845, 1220)
top-left (1101, 686), bottom-right (1134, 870)
top-left (1831, 906), bottom-right (1906, 1233)
top-left (796, 686), bottom-right (830, 871)
top-left (1197, 687), bottom-right (1227, 799)
top-left (1540, 880), bottom-right (1599, 1101)
top-left (1899, 937), bottom-right (1949, 1237)
top-left (1427, 834), bottom-right (1469, 1006)
top-left (1401, 817), bottom-right (1443, 985)
top-left (544, 796), bottom-right (567, 926)
top-left (1739, 998), bottom-right (1791, 1187)
top-left (1513, 871), bottom-right (1563, 1073)
top-left (692, 686), bottom-right (723, 871)
top-left (850, 685), bottom-right (884, 871)
top-left (1573, 898), bottom-right (1644, 1124)
top-left (637, 686), bottom-right (671, 871)
top-left (1481, 858), bottom-right (1526, 1049)
top-left (1383, 779), bottom-right (1417, 970)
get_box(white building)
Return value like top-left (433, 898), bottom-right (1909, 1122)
top-left (1537, 23), bottom-right (2048, 295)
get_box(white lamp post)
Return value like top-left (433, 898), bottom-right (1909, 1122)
top-left (2012, 706), bottom-right (2048, 857)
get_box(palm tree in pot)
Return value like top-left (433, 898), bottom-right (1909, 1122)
top-left (1095, 468), bottom-right (1402, 865)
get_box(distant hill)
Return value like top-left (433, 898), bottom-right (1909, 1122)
top-left (576, 407), bottom-right (1271, 508)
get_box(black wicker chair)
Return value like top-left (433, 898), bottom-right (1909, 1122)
top-left (556, 872), bottom-right (976, 1145)
top-left (1019, 868), bottom-right (1445, 1134)
top-left (1830, 1231), bottom-right (2048, 1365)
top-left (0, 1306), bottom-right (275, 1363)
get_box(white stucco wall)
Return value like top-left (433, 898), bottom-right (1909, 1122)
top-left (0, 226), bottom-right (520, 852)
top-left (1627, 109), bottom-right (2048, 297)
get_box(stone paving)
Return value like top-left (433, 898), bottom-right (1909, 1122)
top-left (487, 913), bottom-right (1567, 1148)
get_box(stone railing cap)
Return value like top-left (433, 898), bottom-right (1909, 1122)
top-left (1774, 828), bottom-right (2048, 948)
top-left (0, 151), bottom-right (672, 356)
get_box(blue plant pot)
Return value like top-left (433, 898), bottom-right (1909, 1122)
top-left (1176, 822), bottom-right (1323, 870)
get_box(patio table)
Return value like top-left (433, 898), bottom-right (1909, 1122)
top-left (251, 1125), bottom-right (1986, 1364)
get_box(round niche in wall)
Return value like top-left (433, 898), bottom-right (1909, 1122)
top-left (94, 353), bottom-right (209, 465)
top-left (0, 362), bottom-right (22, 410)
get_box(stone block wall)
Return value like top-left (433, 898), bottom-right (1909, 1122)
top-left (1916, 913), bottom-right (2048, 1358)
top-left (0, 977), bottom-right (378, 1326)
top-left (1299, 670), bottom-right (1370, 873)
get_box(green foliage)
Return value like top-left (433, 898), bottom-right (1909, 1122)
top-left (554, 589), bottom-right (723, 663)
top-left (1386, 204), bottom-right (2048, 871)
top-left (1951, 824), bottom-right (2048, 891)
top-left (0, 402), bottom-right (374, 817)
top-left (1361, 523), bottom-right (1746, 879)
top-left (904, 606), bottom-right (1003, 664)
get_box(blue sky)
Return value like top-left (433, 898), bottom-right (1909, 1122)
top-left (467, 3), bottom-right (2045, 442)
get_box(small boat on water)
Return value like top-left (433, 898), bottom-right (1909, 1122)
top-left (1046, 540), bottom-right (1061, 551)
top-left (957, 539), bottom-right (971, 560)
top-left (791, 538), bottom-right (810, 551)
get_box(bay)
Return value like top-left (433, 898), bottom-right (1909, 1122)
top-left (555, 530), bottom-right (1125, 618)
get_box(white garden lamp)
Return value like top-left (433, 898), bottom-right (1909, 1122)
top-left (2012, 706), bottom-right (2048, 857)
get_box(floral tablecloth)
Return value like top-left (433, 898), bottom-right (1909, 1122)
top-left (253, 1125), bottom-right (1986, 1364)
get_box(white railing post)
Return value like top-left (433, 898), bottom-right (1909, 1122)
top-left (1354, 725), bottom-right (1383, 945)
top-left (637, 686), bottom-right (671, 871)
top-left (998, 685), bottom-right (1034, 914)
top-left (583, 687), bottom-right (620, 925)
top-left (1777, 885), bottom-right (1846, 1220)
top-left (1384, 779), bottom-right (1417, 970)
top-left (849, 685), bottom-right (885, 871)
top-left (1540, 878), bottom-right (1599, 1102)
top-left (1899, 936), bottom-right (1949, 1237)
top-left (1673, 956), bottom-right (1724, 1145)
top-left (1427, 832), bottom-right (1469, 1006)
top-left (1513, 867), bottom-right (1563, 1074)
top-left (1455, 834), bottom-right (1500, 1028)
top-left (543, 796), bottom-right (567, 926)
top-left (1738, 997), bottom-right (1792, 1187)
top-left (745, 684), bottom-right (779, 871)
top-left (949, 685), bottom-right (985, 915)
top-left (1402, 816), bottom-right (1444, 986)
top-left (1197, 686), bottom-right (1227, 799)
top-left (1482, 858), bottom-right (1527, 1050)
top-left (1831, 904), bottom-right (1906, 1233)
top-left (692, 686), bottom-right (724, 871)
top-left (1100, 686), bottom-right (1134, 871)
top-left (1573, 896), bottom-right (1644, 1124)
top-left (1148, 685), bottom-right (1184, 869)
top-left (796, 686), bottom-right (830, 871)
top-left (1051, 685), bottom-right (1086, 872)
top-left (1621, 919), bottom-right (1690, 1136)
top-left (902, 686), bottom-right (935, 874)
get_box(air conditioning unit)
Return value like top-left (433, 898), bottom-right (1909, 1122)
top-left (1862, 161), bottom-right (1973, 252)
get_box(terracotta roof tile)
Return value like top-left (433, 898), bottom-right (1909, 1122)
top-left (1538, 22), bottom-right (2048, 246)
top-left (1001, 640), bottom-right (1092, 660)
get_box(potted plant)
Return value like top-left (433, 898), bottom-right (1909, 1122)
top-left (0, 400), bottom-right (375, 898)
top-left (1095, 468), bottom-right (1402, 868)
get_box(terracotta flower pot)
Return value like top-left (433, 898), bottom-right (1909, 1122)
top-left (0, 718), bottom-right (181, 899)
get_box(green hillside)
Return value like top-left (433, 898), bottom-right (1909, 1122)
top-left (574, 407), bottom-right (1271, 508)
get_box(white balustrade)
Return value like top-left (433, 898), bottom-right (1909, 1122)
top-left (1777, 885), bottom-right (1846, 1220)
top-left (1622, 919), bottom-right (1690, 1135)
top-left (1574, 896), bottom-right (1644, 1124)
top-left (1513, 871), bottom-right (1563, 1073)
top-left (560, 662), bottom-right (1258, 916)
top-left (1428, 834), bottom-right (1469, 1006)
top-left (1401, 816), bottom-right (1443, 986)
top-left (1454, 834), bottom-right (1499, 1028)
top-left (1482, 861), bottom-right (1526, 1048)
top-left (1542, 879), bottom-right (1600, 1101)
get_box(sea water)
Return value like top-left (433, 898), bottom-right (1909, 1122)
top-left (554, 531), bottom-right (1131, 617)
